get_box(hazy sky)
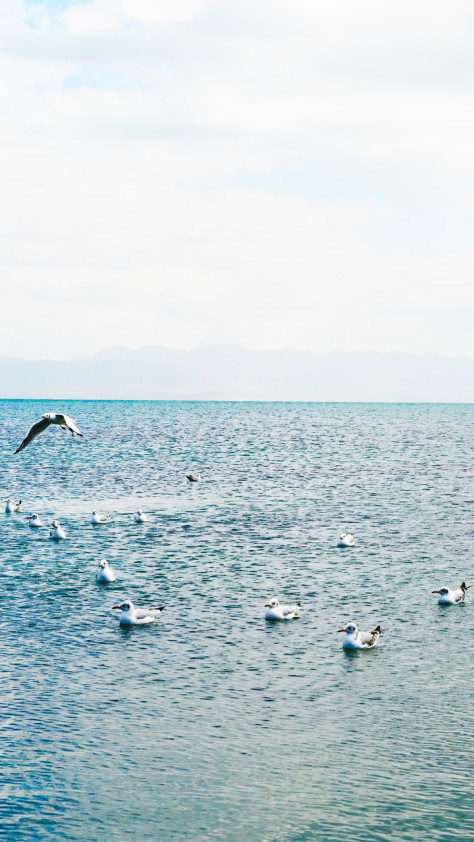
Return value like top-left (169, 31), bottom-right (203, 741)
top-left (1, 0), bottom-right (474, 359)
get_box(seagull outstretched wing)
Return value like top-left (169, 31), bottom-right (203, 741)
top-left (60, 415), bottom-right (83, 436)
top-left (14, 417), bottom-right (52, 454)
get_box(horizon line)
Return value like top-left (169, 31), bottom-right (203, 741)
top-left (1, 397), bottom-right (474, 405)
top-left (2, 344), bottom-right (474, 363)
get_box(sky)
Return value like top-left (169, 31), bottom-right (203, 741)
top-left (1, 0), bottom-right (474, 360)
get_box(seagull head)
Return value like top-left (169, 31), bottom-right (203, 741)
top-left (112, 600), bottom-right (133, 612)
top-left (265, 598), bottom-right (280, 608)
top-left (432, 587), bottom-right (448, 596)
top-left (51, 520), bottom-right (59, 527)
top-left (42, 413), bottom-right (55, 419)
top-left (338, 622), bottom-right (357, 635)
top-left (98, 559), bottom-right (108, 569)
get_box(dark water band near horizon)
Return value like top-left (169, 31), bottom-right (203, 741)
top-left (1, 400), bottom-right (473, 841)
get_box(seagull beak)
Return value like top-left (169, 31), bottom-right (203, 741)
top-left (112, 605), bottom-right (121, 610)
top-left (264, 603), bottom-right (271, 607)
top-left (337, 629), bottom-right (346, 633)
top-left (432, 590), bottom-right (440, 594)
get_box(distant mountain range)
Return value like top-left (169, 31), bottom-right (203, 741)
top-left (1, 345), bottom-right (474, 401)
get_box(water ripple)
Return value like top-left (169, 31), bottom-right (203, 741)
top-left (0, 401), bottom-right (473, 841)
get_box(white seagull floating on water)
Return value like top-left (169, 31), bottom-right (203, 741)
top-left (186, 473), bottom-right (201, 482)
top-left (5, 499), bottom-right (21, 513)
top-left (28, 513), bottom-right (43, 528)
top-left (96, 559), bottom-right (116, 584)
top-left (14, 412), bottom-right (83, 454)
top-left (432, 582), bottom-right (470, 605)
top-left (337, 532), bottom-right (355, 548)
top-left (91, 510), bottom-right (111, 524)
top-left (49, 520), bottom-right (67, 540)
top-left (112, 599), bottom-right (164, 626)
top-left (134, 510), bottom-right (148, 523)
top-left (338, 622), bottom-right (381, 650)
top-left (264, 598), bottom-right (301, 621)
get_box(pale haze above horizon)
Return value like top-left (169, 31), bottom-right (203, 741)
top-left (1, 0), bottom-right (474, 361)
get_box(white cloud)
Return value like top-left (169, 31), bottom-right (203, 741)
top-left (1, 0), bottom-right (474, 358)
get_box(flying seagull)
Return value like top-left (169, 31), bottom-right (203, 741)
top-left (14, 413), bottom-right (83, 454)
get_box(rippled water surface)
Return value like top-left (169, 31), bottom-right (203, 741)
top-left (1, 400), bottom-right (473, 841)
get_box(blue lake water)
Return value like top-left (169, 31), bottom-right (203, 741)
top-left (0, 400), bottom-right (473, 841)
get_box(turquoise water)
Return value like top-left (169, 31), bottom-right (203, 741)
top-left (1, 400), bottom-right (473, 841)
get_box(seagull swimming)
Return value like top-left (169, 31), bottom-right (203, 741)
top-left (337, 532), bottom-right (355, 548)
top-left (111, 599), bottom-right (164, 626)
top-left (432, 582), bottom-right (470, 605)
top-left (134, 510), bottom-right (148, 523)
top-left (5, 498), bottom-right (20, 514)
top-left (91, 510), bottom-right (111, 524)
top-left (96, 559), bottom-right (116, 584)
top-left (49, 520), bottom-right (67, 540)
top-left (5, 499), bottom-right (21, 514)
top-left (338, 622), bottom-right (381, 650)
top-left (27, 513), bottom-right (43, 528)
top-left (186, 473), bottom-right (201, 482)
top-left (264, 598), bottom-right (301, 620)
top-left (14, 413), bottom-right (83, 454)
